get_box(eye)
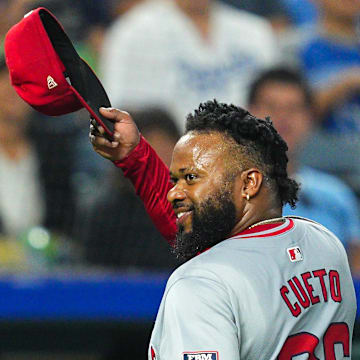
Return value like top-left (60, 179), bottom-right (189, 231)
top-left (185, 173), bottom-right (197, 183)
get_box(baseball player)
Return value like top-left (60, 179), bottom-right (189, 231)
top-left (90, 100), bottom-right (356, 359)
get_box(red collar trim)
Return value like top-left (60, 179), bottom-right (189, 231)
top-left (197, 219), bottom-right (294, 255)
top-left (235, 222), bottom-right (284, 236)
top-left (232, 219), bottom-right (294, 239)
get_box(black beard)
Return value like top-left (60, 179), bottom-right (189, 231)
top-left (172, 186), bottom-right (237, 262)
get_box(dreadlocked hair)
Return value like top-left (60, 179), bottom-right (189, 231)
top-left (185, 100), bottom-right (299, 208)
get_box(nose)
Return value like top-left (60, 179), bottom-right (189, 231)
top-left (167, 183), bottom-right (187, 203)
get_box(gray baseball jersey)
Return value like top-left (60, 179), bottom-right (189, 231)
top-left (148, 217), bottom-right (356, 360)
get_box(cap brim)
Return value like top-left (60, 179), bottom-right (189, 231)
top-left (39, 8), bottom-right (114, 139)
top-left (70, 58), bottom-right (114, 139)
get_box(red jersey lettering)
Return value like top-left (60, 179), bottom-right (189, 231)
top-left (280, 268), bottom-right (342, 317)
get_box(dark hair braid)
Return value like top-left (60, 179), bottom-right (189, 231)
top-left (185, 100), bottom-right (299, 208)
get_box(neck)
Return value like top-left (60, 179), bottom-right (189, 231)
top-left (230, 207), bottom-right (282, 236)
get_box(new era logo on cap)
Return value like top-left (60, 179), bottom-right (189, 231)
top-left (47, 75), bottom-right (58, 90)
top-left (287, 246), bottom-right (303, 262)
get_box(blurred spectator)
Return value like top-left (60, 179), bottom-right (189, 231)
top-left (248, 66), bottom-right (360, 274)
top-left (222, 0), bottom-right (291, 34)
top-left (111, 0), bottom-right (145, 17)
top-left (75, 0), bottom-right (116, 74)
top-left (1, 1), bottom-right (108, 270)
top-left (0, 55), bottom-right (79, 241)
top-left (0, 58), bottom-right (45, 237)
top-left (281, 0), bottom-right (318, 27)
top-left (76, 24), bottom-right (107, 74)
top-left (28, 113), bottom-right (79, 238)
top-left (279, 0), bottom-right (360, 197)
top-left (75, 0), bottom-right (142, 77)
top-left (100, 0), bottom-right (278, 130)
top-left (0, 0), bottom-right (31, 57)
top-left (77, 0), bottom-right (113, 27)
top-left (298, 0), bottom-right (360, 133)
top-left (78, 108), bottom-right (181, 271)
top-left (133, 107), bottom-right (180, 167)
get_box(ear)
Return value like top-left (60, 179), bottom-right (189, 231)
top-left (239, 168), bottom-right (263, 200)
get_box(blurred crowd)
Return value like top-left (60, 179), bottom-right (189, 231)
top-left (1, 0), bottom-right (360, 275)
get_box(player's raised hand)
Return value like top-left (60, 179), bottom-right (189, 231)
top-left (89, 107), bottom-right (140, 161)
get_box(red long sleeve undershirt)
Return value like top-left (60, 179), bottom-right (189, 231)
top-left (113, 135), bottom-right (177, 246)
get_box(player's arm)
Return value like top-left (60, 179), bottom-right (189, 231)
top-left (156, 276), bottom-right (240, 360)
top-left (90, 107), bottom-right (177, 245)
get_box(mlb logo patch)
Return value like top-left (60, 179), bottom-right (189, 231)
top-left (183, 351), bottom-right (218, 360)
top-left (287, 246), bottom-right (303, 262)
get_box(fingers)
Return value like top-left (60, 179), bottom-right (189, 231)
top-left (99, 107), bottom-right (132, 123)
top-left (98, 107), bottom-right (138, 142)
top-left (89, 121), bottom-right (101, 136)
top-left (90, 133), bottom-right (119, 148)
top-left (89, 118), bottom-right (119, 148)
top-left (89, 108), bottom-right (139, 155)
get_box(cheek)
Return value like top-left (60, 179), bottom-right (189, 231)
top-left (191, 175), bottom-right (224, 203)
top-left (189, 187), bottom-right (207, 209)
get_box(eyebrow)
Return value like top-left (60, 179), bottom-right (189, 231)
top-left (169, 168), bottom-right (187, 177)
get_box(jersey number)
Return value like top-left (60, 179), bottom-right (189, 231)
top-left (278, 323), bottom-right (350, 359)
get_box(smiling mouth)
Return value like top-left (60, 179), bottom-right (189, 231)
top-left (176, 211), bottom-right (193, 226)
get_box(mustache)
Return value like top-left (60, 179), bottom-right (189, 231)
top-left (172, 200), bottom-right (194, 211)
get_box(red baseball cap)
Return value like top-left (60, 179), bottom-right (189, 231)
top-left (4, 7), bottom-right (114, 139)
